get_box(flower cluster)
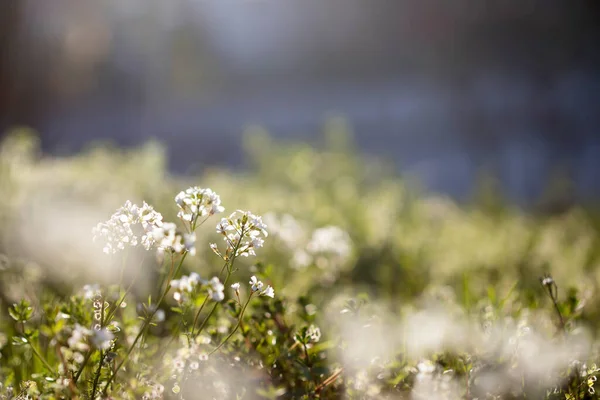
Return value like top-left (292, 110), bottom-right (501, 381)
top-left (207, 277), bottom-right (225, 302)
top-left (294, 324), bottom-right (321, 346)
top-left (170, 273), bottom-right (225, 303)
top-left (214, 210), bottom-right (268, 258)
top-left (141, 382), bottom-right (165, 400)
top-left (306, 324), bottom-right (322, 343)
top-left (249, 276), bottom-right (275, 298)
top-left (66, 323), bottom-right (114, 353)
top-left (152, 222), bottom-right (196, 256)
top-left (170, 340), bottom-right (209, 374)
top-left (170, 273), bottom-right (201, 303)
top-left (262, 213), bottom-right (305, 249)
top-left (292, 225), bottom-right (352, 270)
top-left (81, 284), bottom-right (101, 300)
top-left (92, 201), bottom-right (163, 254)
top-left (175, 187), bottom-right (224, 222)
top-left (67, 324), bottom-right (91, 352)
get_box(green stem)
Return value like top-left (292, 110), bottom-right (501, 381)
top-left (73, 350), bottom-right (92, 383)
top-left (192, 270), bottom-right (233, 339)
top-left (303, 342), bottom-right (311, 367)
top-left (90, 350), bottom-right (106, 399)
top-left (28, 341), bottom-right (55, 376)
top-left (209, 293), bottom-right (254, 355)
top-left (190, 294), bottom-right (211, 338)
top-left (191, 234), bottom-right (243, 340)
top-left (102, 251), bottom-right (188, 395)
top-left (91, 292), bottom-right (108, 398)
top-left (190, 257), bottom-right (230, 338)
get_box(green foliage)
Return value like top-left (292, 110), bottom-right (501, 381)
top-left (0, 127), bottom-right (599, 399)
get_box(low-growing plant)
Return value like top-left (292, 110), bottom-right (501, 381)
top-left (0, 130), bottom-right (599, 399)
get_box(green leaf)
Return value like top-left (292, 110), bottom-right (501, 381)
top-left (8, 306), bottom-right (20, 321)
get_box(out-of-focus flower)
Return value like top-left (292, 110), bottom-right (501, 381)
top-left (67, 324), bottom-right (92, 351)
top-left (81, 284), bottom-right (101, 300)
top-left (93, 201), bottom-right (163, 254)
top-left (261, 285), bottom-right (275, 298)
top-left (170, 273), bottom-right (202, 303)
top-left (306, 226), bottom-right (352, 264)
top-left (142, 383), bottom-right (165, 400)
top-left (249, 276), bottom-right (264, 292)
top-left (175, 187), bottom-right (224, 222)
top-left (215, 210), bottom-right (268, 258)
top-left (306, 325), bottom-right (321, 342)
top-left (262, 213), bottom-right (305, 249)
top-left (152, 223), bottom-right (196, 256)
top-left (91, 328), bottom-right (115, 350)
top-left (207, 277), bottom-right (225, 302)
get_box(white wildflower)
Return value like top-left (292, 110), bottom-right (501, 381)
top-left (208, 277), bottom-right (225, 302)
top-left (73, 352), bottom-right (85, 364)
top-left (154, 309), bottom-right (166, 323)
top-left (249, 276), bottom-right (264, 292)
top-left (260, 285), bottom-right (275, 298)
top-left (67, 324), bottom-right (91, 352)
top-left (291, 250), bottom-right (312, 269)
top-left (306, 226), bottom-right (352, 261)
top-left (152, 223), bottom-right (196, 256)
top-left (262, 213), bottom-right (305, 249)
top-left (91, 328), bottom-right (115, 350)
top-left (93, 201), bottom-right (163, 254)
top-left (306, 325), bottom-right (321, 342)
top-left (143, 383), bottom-right (165, 400)
top-left (175, 187), bottom-right (224, 222)
top-left (81, 284), bottom-right (101, 300)
top-left (214, 210), bottom-right (268, 258)
top-left (171, 273), bottom-right (202, 303)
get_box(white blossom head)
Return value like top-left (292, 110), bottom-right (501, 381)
top-left (260, 285), bottom-right (275, 298)
top-left (91, 328), bottom-right (115, 350)
top-left (249, 276), bottom-right (264, 292)
top-left (92, 201), bottom-right (163, 254)
top-left (175, 187), bottom-right (224, 223)
top-left (152, 223), bottom-right (196, 256)
top-left (170, 273), bottom-right (202, 303)
top-left (214, 210), bottom-right (268, 258)
top-left (207, 277), bottom-right (225, 302)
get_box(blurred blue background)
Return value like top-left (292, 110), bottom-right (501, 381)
top-left (1, 0), bottom-right (599, 203)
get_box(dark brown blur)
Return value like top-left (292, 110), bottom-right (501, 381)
top-left (1, 0), bottom-right (599, 203)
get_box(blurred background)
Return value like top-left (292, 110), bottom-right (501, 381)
top-left (2, 4), bottom-right (600, 385)
top-left (1, 0), bottom-right (599, 203)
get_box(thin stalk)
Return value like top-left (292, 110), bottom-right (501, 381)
top-left (190, 257), bottom-right (230, 338)
top-left (90, 350), bottom-right (106, 399)
top-left (191, 234), bottom-right (243, 340)
top-left (73, 350), bottom-right (92, 383)
top-left (78, 254), bottom-right (144, 383)
top-left (28, 341), bottom-right (55, 376)
top-left (102, 251), bottom-right (188, 395)
top-left (303, 342), bottom-right (311, 367)
top-left (190, 294), bottom-right (211, 338)
top-left (209, 293), bottom-right (254, 355)
top-left (192, 270), bottom-right (233, 339)
top-left (90, 293), bottom-right (108, 399)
